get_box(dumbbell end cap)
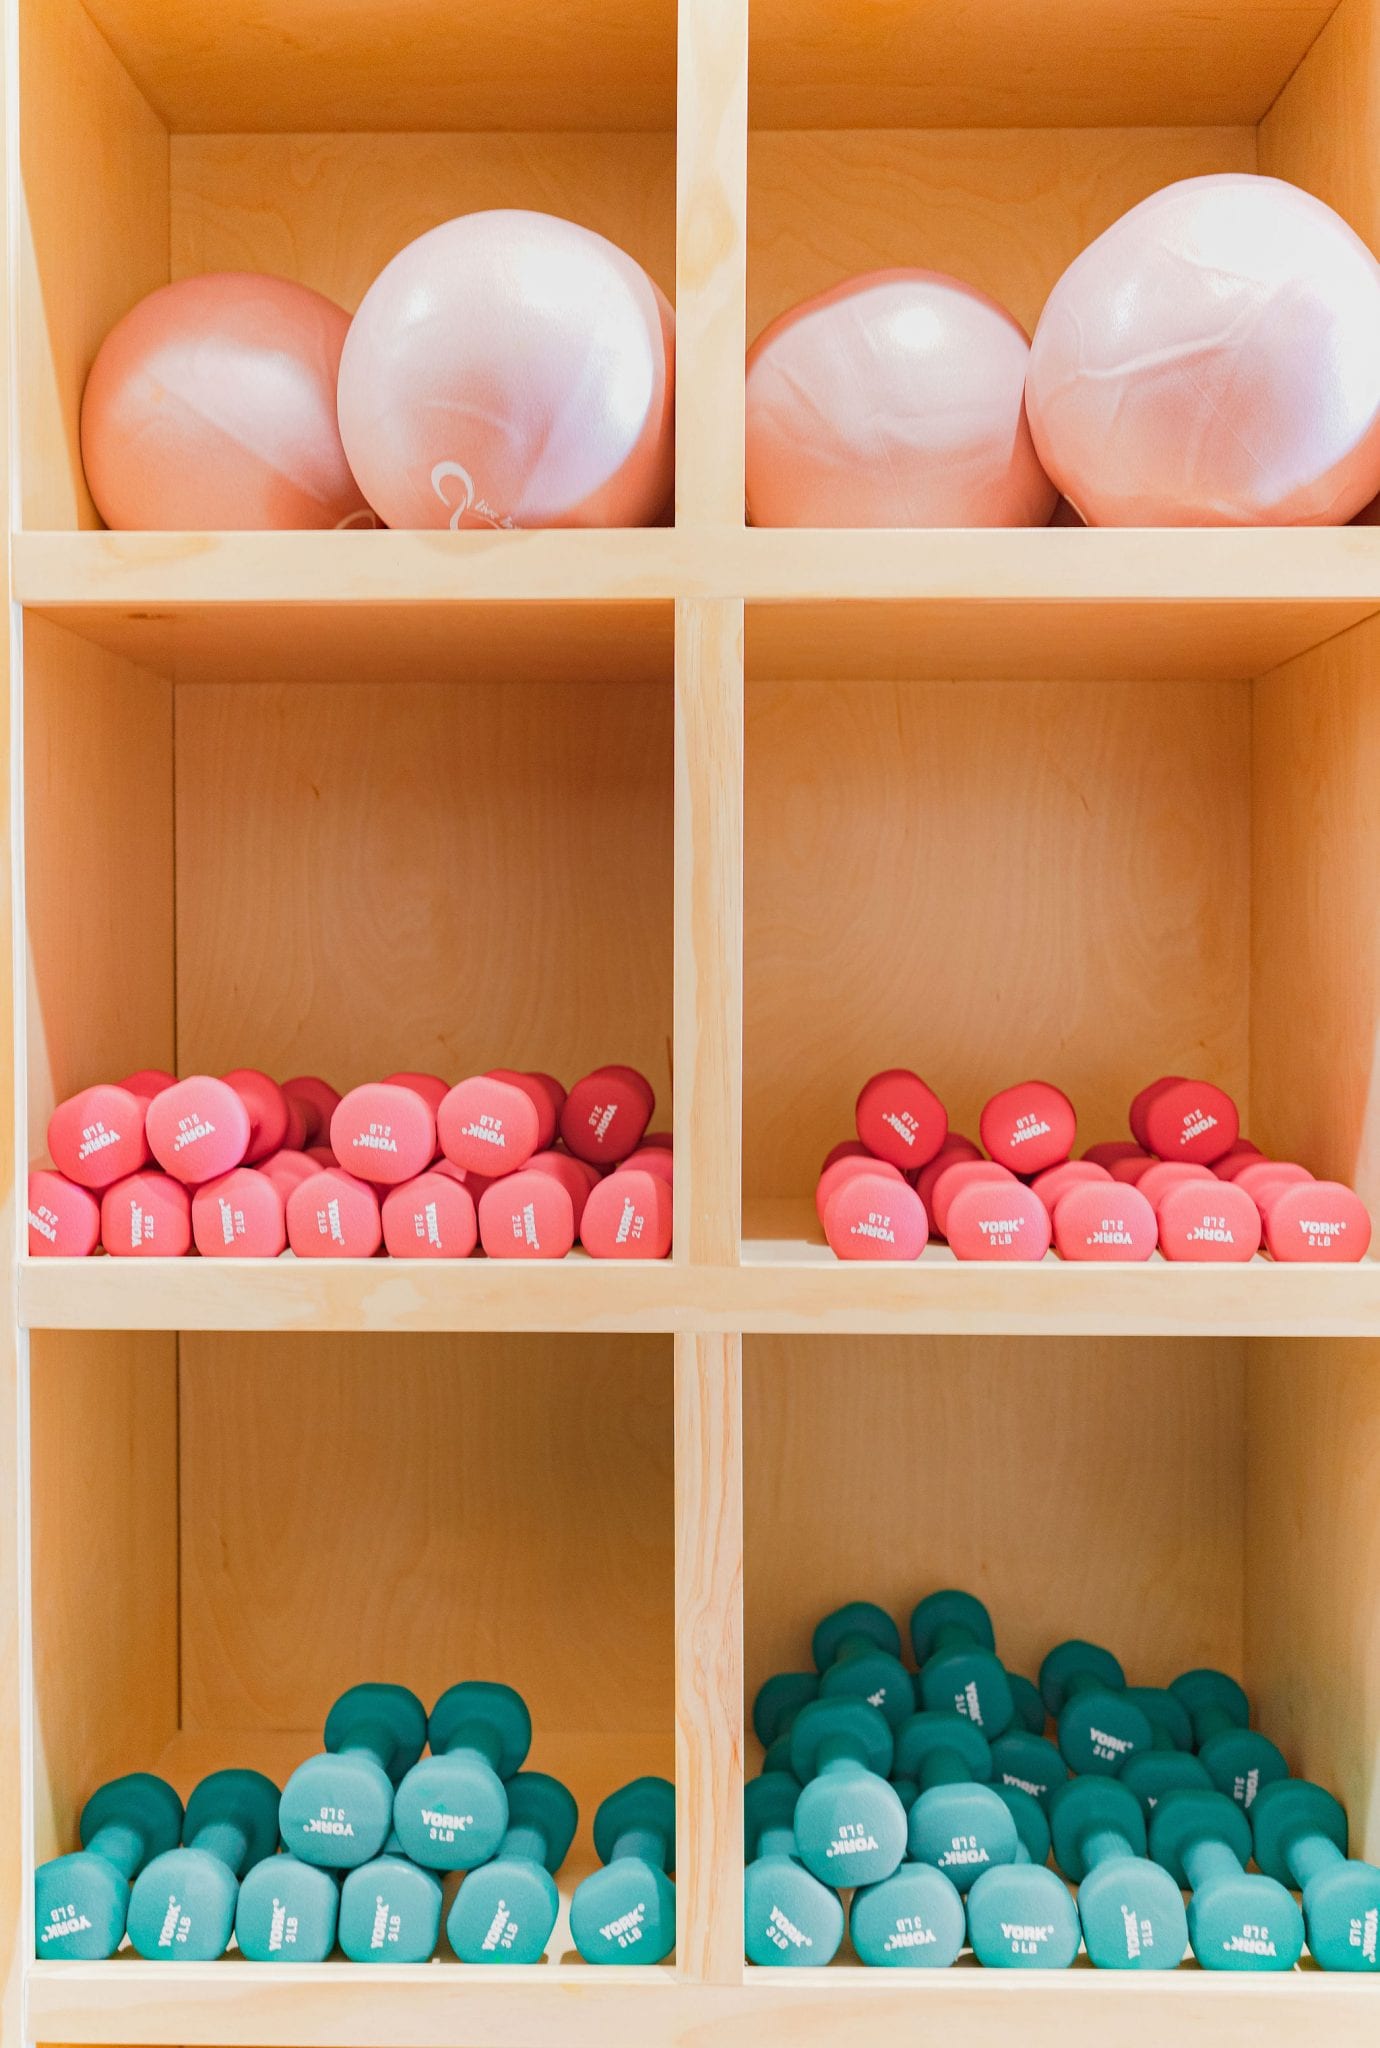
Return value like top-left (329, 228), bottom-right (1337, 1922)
top-left (966, 1861), bottom-right (1082, 1967)
top-left (126, 1846), bottom-right (239, 1960)
top-left (279, 1752), bottom-right (394, 1868)
top-left (1299, 1861), bottom-right (1380, 1971)
top-left (1078, 1855), bottom-right (1189, 1969)
top-left (789, 1698), bottom-right (894, 1785)
top-left (847, 1863), bottom-right (965, 1969)
top-left (752, 1671), bottom-right (820, 1748)
top-left (1188, 1872), bottom-right (1305, 1971)
top-left (1039, 1638), bottom-right (1125, 1711)
top-left (447, 1858), bottom-right (560, 1964)
top-left (338, 1855), bottom-right (442, 1964)
top-left (391, 1755), bottom-right (509, 1871)
top-left (744, 1855), bottom-right (845, 1966)
top-left (570, 1857), bottom-right (677, 1964)
top-left (593, 1776), bottom-right (676, 1870)
top-left (1048, 1774), bottom-right (1145, 1879)
top-left (794, 1771), bottom-right (908, 1889)
top-left (34, 1852), bottom-right (131, 1959)
top-left (1169, 1666), bottom-right (1249, 1729)
top-left (81, 1772), bottom-right (184, 1858)
top-left (894, 1708), bottom-right (992, 1785)
top-left (818, 1648), bottom-right (914, 1729)
top-left (989, 1729), bottom-right (1067, 1803)
top-left (906, 1780), bottom-right (1016, 1893)
top-left (1199, 1728), bottom-right (1289, 1806)
top-left (325, 1682), bottom-right (428, 1778)
top-left (184, 1769), bottom-right (280, 1871)
top-left (909, 1588), bottom-right (995, 1663)
top-left (813, 1599), bottom-right (903, 1669)
top-left (1249, 1778), bottom-right (1347, 1886)
top-left (1148, 1787), bottom-right (1251, 1885)
top-left (918, 1647), bottom-right (1014, 1739)
top-left (427, 1681), bottom-right (532, 1776)
top-left (1118, 1750), bottom-right (1212, 1813)
top-left (233, 1855), bottom-right (340, 1963)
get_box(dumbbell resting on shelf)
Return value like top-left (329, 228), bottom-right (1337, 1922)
top-left (1049, 1775), bottom-right (1188, 1969)
top-left (447, 1772), bottom-right (579, 1964)
top-left (279, 1682), bottom-right (428, 1868)
top-left (895, 1711), bottom-right (1018, 1892)
top-left (34, 1773), bottom-right (183, 1959)
top-left (1040, 1640), bottom-right (1153, 1776)
top-left (391, 1681), bottom-right (532, 1870)
top-left (848, 1775), bottom-right (966, 1969)
top-left (789, 1698), bottom-right (908, 1887)
top-left (338, 1832), bottom-right (443, 1963)
top-left (1169, 1669), bottom-right (1288, 1809)
top-left (1250, 1778), bottom-right (1380, 1972)
top-left (743, 1772), bottom-right (845, 1967)
top-left (234, 1852), bottom-right (341, 1962)
top-left (569, 1776), bottom-right (676, 1964)
top-left (1148, 1787), bottom-right (1303, 1971)
top-left (126, 1768), bottom-right (280, 1960)
top-left (962, 1774), bottom-right (1082, 1968)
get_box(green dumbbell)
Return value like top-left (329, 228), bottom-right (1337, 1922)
top-left (1118, 1749), bottom-right (1213, 1820)
top-left (279, 1682), bottom-right (427, 1868)
top-left (965, 1802), bottom-right (1081, 1972)
top-left (742, 1771), bottom-right (844, 1966)
top-left (392, 1681), bottom-right (532, 1869)
top-left (1169, 1669), bottom-right (1288, 1809)
top-left (338, 1831), bottom-right (442, 1962)
top-left (1252, 1779), bottom-right (1380, 1972)
top-left (447, 1771), bottom-right (578, 1964)
top-left (1040, 1640), bottom-right (1153, 1775)
top-left (789, 1699), bottom-right (907, 1888)
top-left (34, 1773), bottom-right (183, 1958)
top-left (234, 1853), bottom-right (340, 1962)
top-left (992, 1782), bottom-right (1050, 1867)
top-left (1009, 1673), bottom-right (1046, 1734)
top-left (989, 1730), bottom-right (1067, 1806)
top-left (1149, 1787), bottom-right (1304, 1971)
top-left (910, 1590), bottom-right (1014, 1737)
top-left (753, 1671), bottom-right (818, 1776)
top-left (1124, 1687), bottom-right (1193, 1752)
top-left (126, 1768), bottom-right (279, 1960)
top-left (896, 1711), bottom-right (1017, 1892)
top-left (1049, 1775), bottom-right (1187, 1970)
top-left (570, 1777), bottom-right (676, 1963)
top-left (849, 1777), bottom-right (966, 1969)
top-left (814, 1602), bottom-right (914, 1730)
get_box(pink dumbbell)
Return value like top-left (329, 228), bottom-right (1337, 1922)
top-left (1262, 1182), bottom-right (1372, 1262)
top-left (558, 1066), bottom-right (653, 1167)
top-left (524, 1151), bottom-right (598, 1234)
top-left (191, 1169), bottom-right (287, 1258)
top-left (980, 1081), bottom-right (1076, 1177)
top-left (146, 1077), bottom-right (251, 1184)
top-left (286, 1170), bottom-right (382, 1258)
top-left (259, 1149), bottom-right (319, 1197)
top-left (854, 1069), bottom-right (948, 1170)
top-left (382, 1071), bottom-right (449, 1113)
top-left (930, 1160), bottom-right (1017, 1241)
top-left (478, 1171), bottom-right (576, 1259)
top-left (486, 1070), bottom-right (559, 1151)
top-left (331, 1082), bottom-right (437, 1185)
top-left (1211, 1141), bottom-right (1263, 1178)
top-left (1135, 1162), bottom-right (1218, 1211)
top-left (381, 1171), bottom-right (478, 1259)
top-left (1030, 1160), bottom-right (1111, 1214)
top-left (1233, 1160), bottom-right (1312, 1202)
top-left (282, 1076), bottom-right (342, 1146)
top-left (1109, 1154), bottom-right (1158, 1185)
top-left (1052, 1181), bottom-right (1156, 1262)
top-left (1142, 1079), bottom-right (1239, 1165)
top-left (816, 1153), bottom-right (904, 1226)
top-left (100, 1172), bottom-right (191, 1257)
top-left (913, 1139), bottom-right (984, 1233)
top-left (946, 1180), bottom-right (1051, 1261)
top-left (441, 1073), bottom-right (542, 1175)
top-left (222, 1069), bottom-right (290, 1163)
top-left (622, 1145), bottom-right (674, 1185)
top-left (822, 1170), bottom-right (927, 1261)
top-left (1083, 1141), bottom-right (1151, 1171)
top-left (48, 1084), bottom-right (151, 1189)
top-left (27, 1170), bottom-right (101, 1256)
top-left (1157, 1179), bottom-right (1260, 1262)
top-left (581, 1168), bottom-right (673, 1259)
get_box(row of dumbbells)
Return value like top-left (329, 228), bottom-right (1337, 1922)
top-left (748, 1592), bottom-right (1379, 1970)
top-left (819, 1070), bottom-right (1372, 1262)
top-left (29, 1063), bottom-right (672, 1260)
top-left (37, 1680), bottom-right (676, 1965)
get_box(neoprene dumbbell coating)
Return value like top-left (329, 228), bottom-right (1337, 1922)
top-left (753, 1669), bottom-right (818, 1777)
top-left (1049, 1775), bottom-right (1187, 1970)
top-left (788, 1699), bottom-right (908, 1888)
top-left (1008, 1673), bottom-right (1046, 1735)
top-left (895, 1711), bottom-right (1017, 1892)
top-left (1040, 1640), bottom-right (1153, 1775)
top-left (990, 1730), bottom-right (1067, 1805)
top-left (34, 1772), bottom-right (183, 1959)
top-left (392, 1681), bottom-right (532, 1869)
top-left (279, 1682), bottom-right (427, 1869)
top-left (447, 1771), bottom-right (578, 1964)
top-left (338, 1831), bottom-right (443, 1963)
top-left (569, 1776), bottom-right (677, 1964)
top-left (910, 1590), bottom-right (1014, 1737)
top-left (992, 1782), bottom-right (1051, 1867)
top-left (126, 1769), bottom-right (280, 1960)
top-left (1251, 1779), bottom-right (1380, 1972)
top-left (1169, 1669), bottom-right (1288, 1809)
top-left (813, 1601), bottom-right (914, 1730)
top-left (1123, 1687), bottom-right (1193, 1752)
top-left (234, 1853), bottom-right (340, 1962)
top-left (1149, 1787), bottom-right (1304, 1971)
top-left (1119, 1749), bottom-right (1212, 1816)
top-left (742, 1772), bottom-right (844, 1967)
top-left (966, 1780), bottom-right (1081, 1968)
top-left (848, 1777), bottom-right (966, 1971)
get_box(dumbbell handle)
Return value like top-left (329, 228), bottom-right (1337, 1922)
top-left (1286, 1834), bottom-right (1348, 1888)
top-left (188, 1816), bottom-right (252, 1875)
top-left (1082, 1825), bottom-right (1136, 1871)
top-left (1062, 1669), bottom-right (1106, 1703)
top-left (1189, 1704), bottom-right (1236, 1747)
top-left (755, 1825), bottom-right (797, 1863)
top-left (337, 1713), bottom-right (404, 1776)
top-left (435, 1719), bottom-right (504, 1770)
top-left (83, 1819), bottom-right (145, 1880)
top-left (829, 1631), bottom-right (882, 1667)
top-left (815, 1735), bottom-right (872, 1775)
top-left (1182, 1838), bottom-right (1243, 1891)
top-left (928, 1622), bottom-right (979, 1660)
top-left (497, 1821), bottom-right (550, 1868)
top-left (919, 1747), bottom-right (972, 1793)
top-left (608, 1825), bottom-right (669, 1869)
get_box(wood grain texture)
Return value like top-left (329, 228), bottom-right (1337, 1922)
top-left (173, 681), bottom-right (673, 1101)
top-left (744, 1336), bottom-right (1248, 1716)
top-left (749, 0), bottom-right (1335, 130)
top-left (1261, 0), bottom-right (1380, 255)
top-left (744, 677), bottom-right (1251, 1201)
top-left (675, 0), bottom-right (748, 523)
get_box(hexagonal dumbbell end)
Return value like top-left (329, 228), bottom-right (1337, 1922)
top-left (752, 1670), bottom-right (820, 1753)
top-left (569, 1776), bottom-right (676, 1964)
top-left (1149, 1787), bottom-right (1303, 1971)
top-left (1049, 1775), bottom-right (1187, 1969)
top-left (849, 1857), bottom-right (966, 1968)
top-left (234, 1853), bottom-right (340, 1961)
top-left (1169, 1668), bottom-right (1288, 1810)
top-left (992, 1783), bottom-right (1050, 1867)
top-left (1122, 1686), bottom-right (1194, 1754)
top-left (1251, 1779), bottom-right (1380, 1972)
top-left (1118, 1749), bottom-right (1212, 1817)
top-left (1007, 1672), bottom-right (1046, 1735)
top-left (788, 1699), bottom-right (906, 1889)
top-left (896, 1710), bottom-right (1016, 1892)
top-left (392, 1681), bottom-right (531, 1870)
top-left (338, 1834), bottom-right (443, 1962)
top-left (446, 1771), bottom-right (578, 1964)
top-left (742, 1771), bottom-right (844, 1967)
top-left (813, 1600), bottom-right (913, 1730)
top-left (279, 1682), bottom-right (428, 1868)
top-left (965, 1858), bottom-right (1082, 1967)
top-left (1040, 1640), bottom-right (1153, 1776)
top-left (989, 1730), bottom-right (1066, 1806)
top-left (35, 1773), bottom-right (183, 1959)
top-left (910, 1589), bottom-right (1014, 1738)
top-left (126, 1768), bottom-right (279, 1960)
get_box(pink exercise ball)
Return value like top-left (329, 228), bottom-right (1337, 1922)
top-left (81, 273), bottom-right (373, 530)
top-left (336, 210), bottom-right (675, 530)
top-left (744, 270), bottom-right (1057, 528)
top-left (1027, 175), bottom-right (1380, 526)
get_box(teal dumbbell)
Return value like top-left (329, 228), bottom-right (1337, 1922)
top-left (1009, 1673), bottom-right (1046, 1734)
top-left (910, 1590), bottom-right (1014, 1737)
top-left (849, 1776), bottom-right (966, 1969)
top-left (392, 1681), bottom-right (531, 1869)
top-left (966, 1856), bottom-right (1081, 1968)
top-left (990, 1730), bottom-right (1066, 1806)
top-left (447, 1771), bottom-right (577, 1964)
top-left (279, 1682), bottom-right (427, 1868)
top-left (1049, 1776), bottom-right (1187, 1970)
top-left (1252, 1779), bottom-right (1380, 1972)
top-left (742, 1771), bottom-right (844, 1966)
top-left (34, 1773), bottom-right (182, 1959)
top-left (1170, 1669), bottom-right (1288, 1809)
top-left (235, 1854), bottom-right (339, 1962)
top-left (1119, 1749), bottom-right (1212, 1815)
top-left (1124, 1687), bottom-right (1193, 1752)
top-left (1149, 1787), bottom-right (1303, 1971)
top-left (896, 1711), bottom-right (1017, 1892)
top-left (753, 1671), bottom-right (818, 1776)
top-left (1040, 1640), bottom-right (1153, 1775)
top-left (126, 1769), bottom-right (279, 1960)
top-left (338, 1832), bottom-right (442, 1962)
top-left (570, 1777), bottom-right (676, 1963)
top-left (992, 1782), bottom-right (1050, 1867)
top-left (814, 1602), bottom-right (914, 1730)
top-left (789, 1699), bottom-right (907, 1888)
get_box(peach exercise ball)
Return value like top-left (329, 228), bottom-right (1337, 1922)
top-left (81, 273), bottom-right (373, 530)
top-left (336, 210), bottom-right (675, 529)
top-left (744, 270), bottom-right (1057, 528)
top-left (1026, 175), bottom-right (1380, 526)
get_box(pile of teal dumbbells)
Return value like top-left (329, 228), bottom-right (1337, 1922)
top-left (748, 1591), bottom-right (1380, 1973)
top-left (35, 1678), bottom-right (676, 1966)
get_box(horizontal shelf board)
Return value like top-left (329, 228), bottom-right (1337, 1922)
top-left (16, 530), bottom-right (1380, 681)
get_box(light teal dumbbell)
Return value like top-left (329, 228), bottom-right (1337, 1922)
top-left (814, 1602), bottom-right (914, 1730)
top-left (1009, 1673), bottom-right (1046, 1735)
top-left (126, 1769), bottom-right (279, 1960)
top-left (570, 1777), bottom-right (676, 1964)
top-left (1040, 1640), bottom-right (1153, 1776)
top-left (742, 1771), bottom-right (844, 1967)
top-left (338, 1831), bottom-right (442, 1962)
top-left (849, 1776), bottom-right (966, 1968)
top-left (1149, 1787), bottom-right (1303, 1971)
top-left (966, 1858), bottom-right (1080, 1968)
top-left (1049, 1775), bottom-right (1187, 1970)
top-left (1169, 1669), bottom-right (1288, 1809)
top-left (447, 1771), bottom-right (577, 1964)
top-left (897, 1711), bottom-right (1016, 1892)
top-left (789, 1699), bottom-right (907, 1888)
top-left (1252, 1779), bottom-right (1380, 1972)
top-left (235, 1853), bottom-right (339, 1962)
top-left (910, 1590), bottom-right (1014, 1737)
top-left (753, 1671), bottom-right (818, 1777)
top-left (1119, 1748), bottom-right (1211, 1815)
top-left (35, 1773), bottom-right (182, 1960)
top-left (989, 1730), bottom-right (1066, 1806)
top-left (279, 1682), bottom-right (427, 1868)
top-left (392, 1681), bottom-right (532, 1869)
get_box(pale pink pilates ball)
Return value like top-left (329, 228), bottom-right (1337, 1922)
top-left (336, 210), bottom-right (675, 530)
top-left (1027, 175), bottom-right (1380, 527)
top-left (81, 273), bottom-right (374, 530)
top-left (744, 269), bottom-right (1057, 528)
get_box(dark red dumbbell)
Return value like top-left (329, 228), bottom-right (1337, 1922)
top-left (285, 1170), bottom-right (382, 1258)
top-left (221, 1070), bottom-right (290, 1163)
top-left (282, 1076), bottom-right (341, 1147)
top-left (100, 1171), bottom-right (191, 1257)
top-left (382, 1071), bottom-right (449, 1113)
top-left (27, 1170), bottom-right (101, 1256)
top-left (821, 1139), bottom-right (871, 1173)
top-left (118, 1069), bottom-right (176, 1097)
top-left (581, 1167), bottom-right (672, 1258)
top-left (331, 1083), bottom-right (437, 1185)
top-left (259, 1150), bottom-right (319, 1200)
top-left (622, 1145), bottom-right (673, 1185)
top-left (1083, 1142), bottom-right (1150, 1171)
top-left (486, 1071), bottom-right (559, 1151)
top-left (191, 1169), bottom-right (287, 1258)
top-left (980, 1081), bottom-right (1076, 1176)
top-left (1141, 1079), bottom-right (1239, 1165)
top-left (1129, 1077), bottom-right (1184, 1149)
top-left (48, 1084), bottom-right (150, 1189)
top-left (381, 1171), bottom-right (478, 1259)
top-left (1233, 1160), bottom-right (1311, 1202)
top-left (559, 1066), bottom-right (653, 1167)
top-left (1211, 1141), bottom-right (1263, 1178)
top-left (525, 1151), bottom-right (598, 1234)
top-left (854, 1069), bottom-right (948, 1170)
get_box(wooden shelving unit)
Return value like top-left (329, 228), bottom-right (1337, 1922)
top-left (4, 1), bottom-right (1380, 2044)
